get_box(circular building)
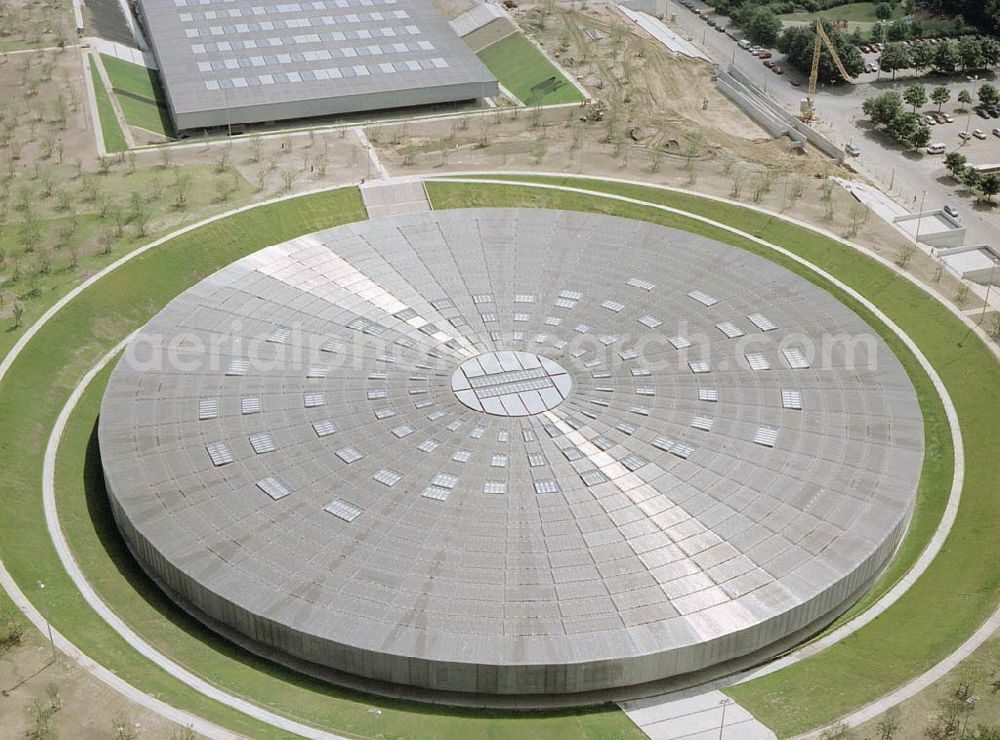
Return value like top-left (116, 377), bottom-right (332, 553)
top-left (99, 208), bottom-right (924, 697)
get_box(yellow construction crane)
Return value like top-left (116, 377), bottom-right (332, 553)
top-left (800, 19), bottom-right (853, 122)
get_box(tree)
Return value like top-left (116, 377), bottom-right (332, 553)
top-left (981, 173), bottom-right (1000, 202)
top-left (875, 2), bottom-right (894, 21)
top-left (931, 85), bottom-right (952, 111)
top-left (129, 191), bottom-right (148, 237)
top-left (945, 151), bottom-right (968, 179)
top-left (778, 23), bottom-right (864, 82)
top-left (746, 7), bottom-right (782, 47)
top-left (911, 42), bottom-right (935, 72)
top-left (875, 711), bottom-right (900, 740)
top-left (863, 91), bottom-right (904, 127)
top-left (903, 84), bottom-right (928, 113)
top-left (933, 41), bottom-right (961, 74)
top-left (981, 37), bottom-right (1000, 67)
top-left (887, 19), bottom-right (909, 42)
top-left (958, 89), bottom-right (973, 111)
top-left (12, 302), bottom-right (24, 329)
top-left (958, 36), bottom-right (986, 71)
top-left (880, 42), bottom-right (912, 79)
top-left (979, 83), bottom-right (1000, 109)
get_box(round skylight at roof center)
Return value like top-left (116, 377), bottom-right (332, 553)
top-left (450, 351), bottom-right (572, 416)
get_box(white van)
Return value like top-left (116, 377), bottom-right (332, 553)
top-left (738, 39), bottom-right (751, 49)
top-left (926, 143), bottom-right (946, 154)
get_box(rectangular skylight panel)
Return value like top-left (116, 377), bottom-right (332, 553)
top-left (513, 312), bottom-right (529, 323)
top-left (198, 398), bottom-right (220, 420)
top-left (368, 372), bottom-right (388, 381)
top-left (669, 335), bottom-right (692, 349)
top-left (602, 300), bottom-right (625, 313)
top-left (394, 308), bottom-right (417, 321)
top-left (480, 312), bottom-right (498, 323)
top-left (670, 442), bottom-right (695, 458)
top-left (391, 424), bottom-right (414, 438)
top-left (241, 396), bottom-right (262, 415)
top-left (699, 388), bottom-right (719, 402)
top-left (336, 446), bottom-right (363, 463)
top-left (561, 446), bottom-right (583, 461)
top-left (267, 326), bottom-right (291, 344)
top-left (325, 499), bottom-right (363, 522)
top-left (206, 441), bottom-right (234, 467)
top-left (560, 290), bottom-right (583, 300)
top-left (554, 298), bottom-right (577, 309)
top-left (422, 486), bottom-right (450, 501)
top-left (599, 335), bottom-right (619, 346)
top-left (754, 426), bottom-right (779, 447)
top-left (534, 478), bottom-right (560, 494)
top-left (374, 407), bottom-right (396, 420)
top-left (312, 419), bottom-right (336, 437)
top-left (226, 359), bottom-right (249, 376)
top-left (652, 436), bottom-right (674, 452)
top-left (304, 392), bottom-right (325, 408)
top-left (514, 294), bottom-right (535, 303)
top-left (249, 432), bottom-right (276, 454)
top-left (452, 449), bottom-right (472, 463)
top-left (484, 480), bottom-right (507, 494)
top-left (417, 438), bottom-right (441, 452)
top-left (589, 398), bottom-right (609, 407)
top-left (782, 347), bottom-right (810, 369)
top-left (427, 410), bottom-right (446, 421)
top-left (522, 429), bottom-right (537, 442)
top-left (592, 436), bottom-right (614, 451)
top-left (636, 386), bottom-right (656, 396)
top-left (490, 454), bottom-right (508, 468)
top-left (498, 429), bottom-right (510, 443)
top-left (544, 316), bottom-right (561, 326)
top-left (716, 321), bottom-right (745, 339)
top-left (580, 469), bottom-right (607, 487)
top-left (431, 298), bottom-right (453, 310)
top-left (414, 400), bottom-right (434, 409)
top-left (689, 360), bottom-right (711, 374)
top-left (629, 405), bottom-right (650, 416)
top-left (373, 468), bottom-right (403, 487)
top-left (688, 290), bottom-right (718, 306)
top-left (256, 476), bottom-right (292, 500)
top-left (631, 367), bottom-right (652, 377)
top-left (691, 415), bottom-right (714, 431)
top-left (616, 422), bottom-right (636, 435)
top-left (745, 352), bottom-right (771, 371)
top-left (306, 367), bottom-right (329, 379)
top-left (781, 389), bottom-right (803, 410)
top-left (321, 338), bottom-right (343, 353)
top-left (527, 453), bottom-right (548, 467)
top-left (748, 313), bottom-right (778, 332)
top-left (367, 390), bottom-right (387, 400)
top-left (639, 315), bottom-right (663, 328)
top-left (619, 349), bottom-right (639, 360)
top-left (470, 426), bottom-right (486, 439)
top-left (473, 294), bottom-right (493, 304)
top-left (621, 453), bottom-right (649, 471)
top-left (432, 473), bottom-right (458, 489)
top-left (627, 278), bottom-right (656, 291)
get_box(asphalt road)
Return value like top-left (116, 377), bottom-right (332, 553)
top-left (656, 0), bottom-right (1000, 260)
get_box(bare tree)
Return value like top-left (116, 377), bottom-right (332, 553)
top-left (897, 242), bottom-right (917, 268)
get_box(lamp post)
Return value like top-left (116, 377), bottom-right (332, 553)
top-left (979, 254), bottom-right (999, 324)
top-left (36, 581), bottom-right (56, 664)
top-left (914, 189), bottom-right (927, 245)
top-left (719, 697), bottom-right (733, 740)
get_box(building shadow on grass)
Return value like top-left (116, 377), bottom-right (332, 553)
top-left (80, 417), bottom-right (621, 723)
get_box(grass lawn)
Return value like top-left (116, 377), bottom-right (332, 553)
top-left (89, 58), bottom-right (127, 154)
top-left (426, 176), bottom-right (999, 736)
top-left (477, 33), bottom-right (584, 106)
top-left (100, 55), bottom-right (173, 137)
top-left (781, 2), bottom-right (907, 23)
top-left (5, 176), bottom-right (995, 738)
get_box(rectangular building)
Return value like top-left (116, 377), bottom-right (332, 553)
top-left (136, 0), bottom-right (498, 131)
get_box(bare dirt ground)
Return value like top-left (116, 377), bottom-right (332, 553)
top-left (0, 0), bottom-right (74, 53)
top-left (0, 626), bottom-right (190, 739)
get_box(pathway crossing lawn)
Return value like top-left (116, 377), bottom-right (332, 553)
top-left (89, 58), bottom-right (127, 153)
top-left (100, 55), bottom-right (173, 137)
top-left (477, 33), bottom-right (584, 106)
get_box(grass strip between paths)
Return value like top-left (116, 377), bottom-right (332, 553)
top-left (89, 57), bottom-right (127, 154)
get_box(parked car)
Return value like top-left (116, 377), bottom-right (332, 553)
top-left (976, 108), bottom-right (991, 119)
top-left (715, 24), bottom-right (726, 31)
top-left (846, 143), bottom-right (861, 156)
top-left (974, 128), bottom-right (987, 139)
top-left (789, 78), bottom-right (801, 87)
top-left (772, 65), bottom-right (783, 74)
top-left (707, 18), bottom-right (717, 27)
top-left (959, 131), bottom-right (972, 141)
top-left (763, 59), bottom-right (775, 68)
top-left (922, 115), bottom-right (936, 125)
top-left (992, 127), bottom-right (1000, 137)
top-left (759, 50), bottom-right (772, 59)
top-left (943, 204), bottom-right (960, 218)
top-left (943, 114), bottom-right (955, 123)
top-left (927, 142), bottom-right (947, 154)
top-left (739, 39), bottom-right (751, 49)
top-left (988, 108), bottom-right (1000, 118)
